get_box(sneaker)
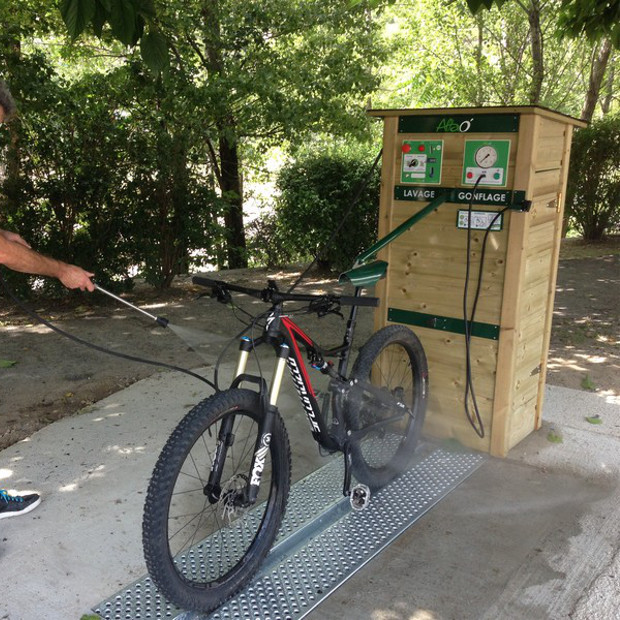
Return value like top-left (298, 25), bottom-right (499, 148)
top-left (0, 489), bottom-right (41, 519)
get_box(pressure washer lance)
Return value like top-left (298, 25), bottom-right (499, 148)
top-left (94, 283), bottom-right (170, 328)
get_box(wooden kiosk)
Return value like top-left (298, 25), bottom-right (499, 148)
top-left (366, 107), bottom-right (585, 457)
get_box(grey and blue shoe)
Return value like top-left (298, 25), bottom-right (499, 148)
top-left (0, 489), bottom-right (41, 519)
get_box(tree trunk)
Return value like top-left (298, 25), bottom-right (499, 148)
top-left (475, 14), bottom-right (484, 106)
top-left (600, 54), bottom-right (615, 115)
top-left (528, 0), bottom-right (544, 105)
top-left (582, 38), bottom-right (612, 121)
top-left (201, 0), bottom-right (247, 269)
top-left (219, 131), bottom-right (247, 268)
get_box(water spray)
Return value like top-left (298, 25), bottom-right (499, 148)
top-left (94, 283), bottom-right (170, 328)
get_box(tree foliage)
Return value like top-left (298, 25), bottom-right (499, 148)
top-left (56, 0), bottom-right (387, 269)
top-left (359, 0), bottom-right (620, 48)
top-left (375, 0), bottom-right (608, 117)
top-left (566, 114), bottom-right (620, 239)
top-left (274, 143), bottom-right (381, 272)
top-left (59, 0), bottom-right (169, 74)
top-left (1, 46), bottom-right (222, 292)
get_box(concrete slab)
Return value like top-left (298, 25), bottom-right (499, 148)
top-left (1, 372), bottom-right (618, 620)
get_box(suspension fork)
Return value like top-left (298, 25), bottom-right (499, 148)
top-left (246, 343), bottom-right (290, 505)
top-left (205, 337), bottom-right (254, 503)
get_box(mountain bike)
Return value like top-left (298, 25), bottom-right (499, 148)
top-left (141, 273), bottom-right (428, 613)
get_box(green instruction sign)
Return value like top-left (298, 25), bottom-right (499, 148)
top-left (400, 140), bottom-right (443, 185)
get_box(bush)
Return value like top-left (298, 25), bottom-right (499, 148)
top-left (566, 114), bottom-right (620, 240)
top-left (246, 212), bottom-right (298, 269)
top-left (0, 55), bottom-right (224, 295)
top-left (273, 143), bottom-right (381, 272)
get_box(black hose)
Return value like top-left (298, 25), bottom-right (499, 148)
top-left (0, 270), bottom-right (216, 390)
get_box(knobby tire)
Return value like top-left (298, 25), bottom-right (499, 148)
top-left (142, 389), bottom-right (291, 612)
top-left (347, 325), bottom-right (428, 489)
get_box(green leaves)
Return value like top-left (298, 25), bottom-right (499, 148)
top-left (60, 0), bottom-right (96, 39)
top-left (558, 0), bottom-right (620, 47)
top-left (0, 360), bottom-right (17, 368)
top-left (109, 0), bottom-right (138, 45)
top-left (140, 31), bottom-right (169, 75)
top-left (59, 0), bottom-right (169, 74)
top-left (585, 415), bottom-right (603, 425)
top-left (464, 0), bottom-right (619, 47)
top-left (547, 430), bottom-right (563, 444)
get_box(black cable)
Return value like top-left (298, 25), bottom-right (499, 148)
top-left (462, 181), bottom-right (510, 439)
top-left (462, 179), bottom-right (483, 437)
top-left (286, 148), bottom-right (383, 294)
top-left (0, 270), bottom-right (216, 390)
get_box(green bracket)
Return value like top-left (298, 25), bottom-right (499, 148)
top-left (388, 308), bottom-right (500, 340)
top-left (394, 186), bottom-right (529, 210)
top-left (339, 260), bottom-right (388, 288)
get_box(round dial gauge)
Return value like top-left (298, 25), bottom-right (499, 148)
top-left (474, 145), bottom-right (498, 168)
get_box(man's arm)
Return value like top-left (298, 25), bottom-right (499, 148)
top-left (0, 229), bottom-right (94, 291)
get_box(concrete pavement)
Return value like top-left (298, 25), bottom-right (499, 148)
top-left (1, 366), bottom-right (619, 620)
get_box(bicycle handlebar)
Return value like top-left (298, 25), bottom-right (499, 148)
top-left (192, 276), bottom-right (379, 307)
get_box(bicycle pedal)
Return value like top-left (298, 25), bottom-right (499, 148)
top-left (349, 484), bottom-right (371, 511)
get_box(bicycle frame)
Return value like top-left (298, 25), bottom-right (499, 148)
top-left (233, 305), bottom-right (358, 455)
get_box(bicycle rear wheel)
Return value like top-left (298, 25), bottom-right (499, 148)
top-left (143, 389), bottom-right (291, 612)
top-left (346, 325), bottom-right (428, 489)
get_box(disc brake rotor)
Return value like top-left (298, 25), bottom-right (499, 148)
top-left (217, 473), bottom-right (249, 525)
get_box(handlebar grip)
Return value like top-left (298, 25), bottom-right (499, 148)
top-left (192, 276), bottom-right (222, 289)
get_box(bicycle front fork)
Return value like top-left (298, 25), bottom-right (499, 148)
top-left (247, 342), bottom-right (289, 504)
top-left (206, 339), bottom-right (290, 507)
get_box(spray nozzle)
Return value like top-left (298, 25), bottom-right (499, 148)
top-left (94, 283), bottom-right (169, 328)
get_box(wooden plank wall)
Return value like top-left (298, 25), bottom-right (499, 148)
top-left (493, 116), bottom-right (575, 454)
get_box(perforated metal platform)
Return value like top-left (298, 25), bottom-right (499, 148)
top-left (93, 446), bottom-right (485, 620)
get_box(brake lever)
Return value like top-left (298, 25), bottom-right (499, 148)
top-left (309, 297), bottom-right (344, 319)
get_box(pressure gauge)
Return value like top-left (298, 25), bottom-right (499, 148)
top-left (474, 145), bottom-right (498, 168)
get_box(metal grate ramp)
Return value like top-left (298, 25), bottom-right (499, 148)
top-left (94, 446), bottom-right (485, 620)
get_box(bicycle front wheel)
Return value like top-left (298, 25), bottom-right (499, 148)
top-left (346, 325), bottom-right (428, 490)
top-left (142, 388), bottom-right (291, 612)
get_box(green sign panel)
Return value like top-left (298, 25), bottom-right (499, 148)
top-left (399, 113), bottom-right (519, 134)
top-left (394, 185), bottom-right (527, 209)
top-left (462, 139), bottom-right (511, 187)
top-left (400, 140), bottom-right (443, 185)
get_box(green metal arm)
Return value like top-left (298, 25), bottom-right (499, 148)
top-left (354, 190), bottom-right (457, 267)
